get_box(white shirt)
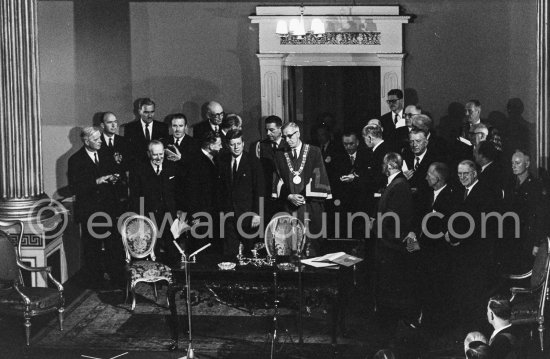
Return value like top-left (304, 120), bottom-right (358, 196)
top-left (141, 119), bottom-right (153, 137)
top-left (489, 324), bottom-right (512, 345)
top-left (387, 171), bottom-right (401, 186)
top-left (85, 148), bottom-right (99, 163)
top-left (151, 162), bottom-right (162, 174)
top-left (372, 140), bottom-right (384, 153)
top-left (103, 133), bottom-right (115, 146)
top-left (292, 142), bottom-right (303, 159)
top-left (394, 110), bottom-right (405, 128)
top-left (432, 184), bottom-right (447, 206)
top-left (349, 151), bottom-right (357, 163)
top-left (210, 122), bottom-right (219, 132)
top-left (402, 149), bottom-right (427, 172)
top-left (231, 153), bottom-right (242, 171)
top-left (174, 135), bottom-right (185, 146)
top-left (202, 148), bottom-right (214, 163)
top-left (464, 180), bottom-right (479, 197)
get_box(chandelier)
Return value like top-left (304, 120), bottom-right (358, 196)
top-left (275, 6), bottom-right (325, 39)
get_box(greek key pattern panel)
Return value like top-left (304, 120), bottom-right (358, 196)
top-left (280, 32), bottom-right (381, 45)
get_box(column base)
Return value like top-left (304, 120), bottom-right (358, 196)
top-left (0, 193), bottom-right (52, 222)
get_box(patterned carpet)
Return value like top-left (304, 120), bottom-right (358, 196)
top-left (31, 284), bottom-right (369, 358)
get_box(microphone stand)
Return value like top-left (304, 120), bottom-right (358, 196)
top-left (175, 242), bottom-right (210, 359)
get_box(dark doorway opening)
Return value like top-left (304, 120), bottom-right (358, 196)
top-left (288, 66), bottom-right (380, 142)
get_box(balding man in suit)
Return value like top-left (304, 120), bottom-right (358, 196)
top-left (193, 101), bottom-right (224, 140)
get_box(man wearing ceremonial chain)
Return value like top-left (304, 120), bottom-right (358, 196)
top-left (272, 122), bottom-right (332, 256)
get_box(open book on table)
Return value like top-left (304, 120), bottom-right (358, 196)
top-left (301, 252), bottom-right (363, 268)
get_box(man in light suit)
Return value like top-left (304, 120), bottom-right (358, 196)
top-left (375, 152), bottom-right (417, 344)
top-left (124, 98), bottom-right (169, 164)
top-left (68, 126), bottom-right (123, 286)
top-left (219, 130), bottom-right (264, 256)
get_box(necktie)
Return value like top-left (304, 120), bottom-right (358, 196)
top-left (293, 149), bottom-right (298, 162)
top-left (94, 152), bottom-right (99, 165)
top-left (272, 142), bottom-right (277, 151)
top-left (394, 113), bottom-right (399, 125)
top-left (350, 155), bottom-right (355, 165)
top-left (463, 188), bottom-right (469, 201)
top-left (145, 123), bottom-right (151, 142)
top-left (156, 165), bottom-right (160, 175)
top-left (109, 137), bottom-right (113, 148)
top-left (414, 156), bottom-right (420, 171)
top-left (232, 160), bottom-right (238, 183)
top-left (176, 139), bottom-right (180, 147)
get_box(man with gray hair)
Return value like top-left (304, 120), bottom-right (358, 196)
top-left (68, 126), bottom-right (123, 287)
top-left (194, 100), bottom-right (225, 139)
top-left (272, 122), bottom-right (331, 256)
top-left (445, 159), bottom-right (500, 335)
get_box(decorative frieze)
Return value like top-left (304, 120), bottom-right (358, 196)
top-left (280, 32), bottom-right (381, 45)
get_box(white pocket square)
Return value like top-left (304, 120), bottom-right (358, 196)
top-left (169, 176), bottom-right (175, 179)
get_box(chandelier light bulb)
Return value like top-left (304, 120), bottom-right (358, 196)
top-left (276, 20), bottom-right (288, 35)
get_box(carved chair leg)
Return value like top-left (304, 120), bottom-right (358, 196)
top-left (131, 284), bottom-right (137, 312)
top-left (124, 281), bottom-right (129, 304)
top-left (58, 307), bottom-right (64, 331)
top-left (538, 322), bottom-right (545, 351)
top-left (153, 282), bottom-right (158, 301)
top-left (24, 316), bottom-right (31, 346)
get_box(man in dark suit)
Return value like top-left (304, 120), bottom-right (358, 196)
top-left (375, 152), bottom-right (417, 344)
top-left (183, 132), bottom-right (223, 251)
top-left (252, 115), bottom-right (289, 221)
top-left (411, 113), bottom-right (450, 162)
top-left (395, 104), bottom-right (421, 154)
top-left (402, 128), bottom-right (444, 213)
top-left (475, 140), bottom-right (506, 197)
top-left (124, 98), bottom-right (169, 165)
top-left (405, 162), bottom-right (460, 331)
top-left (68, 126), bottom-right (124, 286)
top-left (363, 124), bottom-right (390, 215)
top-left (130, 140), bottom-right (180, 262)
top-left (193, 101), bottom-right (224, 140)
top-left (332, 131), bottom-right (371, 238)
top-left (99, 111), bottom-right (131, 215)
top-left (163, 113), bottom-right (199, 211)
top-left (379, 89), bottom-right (405, 152)
top-left (446, 160), bottom-right (500, 335)
top-left (487, 296), bottom-right (519, 359)
top-left (219, 130), bottom-right (265, 256)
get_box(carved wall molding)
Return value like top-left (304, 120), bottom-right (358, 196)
top-left (280, 32), bottom-right (381, 46)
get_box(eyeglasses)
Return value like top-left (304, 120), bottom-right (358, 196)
top-left (281, 131), bottom-right (298, 140)
top-left (386, 99), bottom-right (400, 104)
top-left (208, 111), bottom-right (224, 118)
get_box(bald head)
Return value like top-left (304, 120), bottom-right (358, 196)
top-left (206, 101), bottom-right (224, 126)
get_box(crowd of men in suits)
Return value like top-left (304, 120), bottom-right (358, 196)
top-left (68, 92), bottom-right (546, 346)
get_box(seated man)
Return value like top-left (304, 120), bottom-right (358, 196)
top-left (487, 296), bottom-right (519, 359)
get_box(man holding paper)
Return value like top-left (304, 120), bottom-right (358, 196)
top-left (272, 122), bottom-right (331, 256)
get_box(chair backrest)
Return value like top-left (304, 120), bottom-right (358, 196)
top-left (0, 220), bottom-right (24, 286)
top-left (537, 237), bottom-right (550, 318)
top-left (120, 215), bottom-right (158, 262)
top-left (0, 230), bottom-right (19, 284)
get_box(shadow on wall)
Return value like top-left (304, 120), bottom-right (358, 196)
top-left (54, 126), bottom-right (83, 199)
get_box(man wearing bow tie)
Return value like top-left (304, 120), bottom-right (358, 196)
top-left (220, 130), bottom-right (264, 256)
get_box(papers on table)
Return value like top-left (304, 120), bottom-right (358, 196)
top-left (301, 252), bottom-right (363, 268)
